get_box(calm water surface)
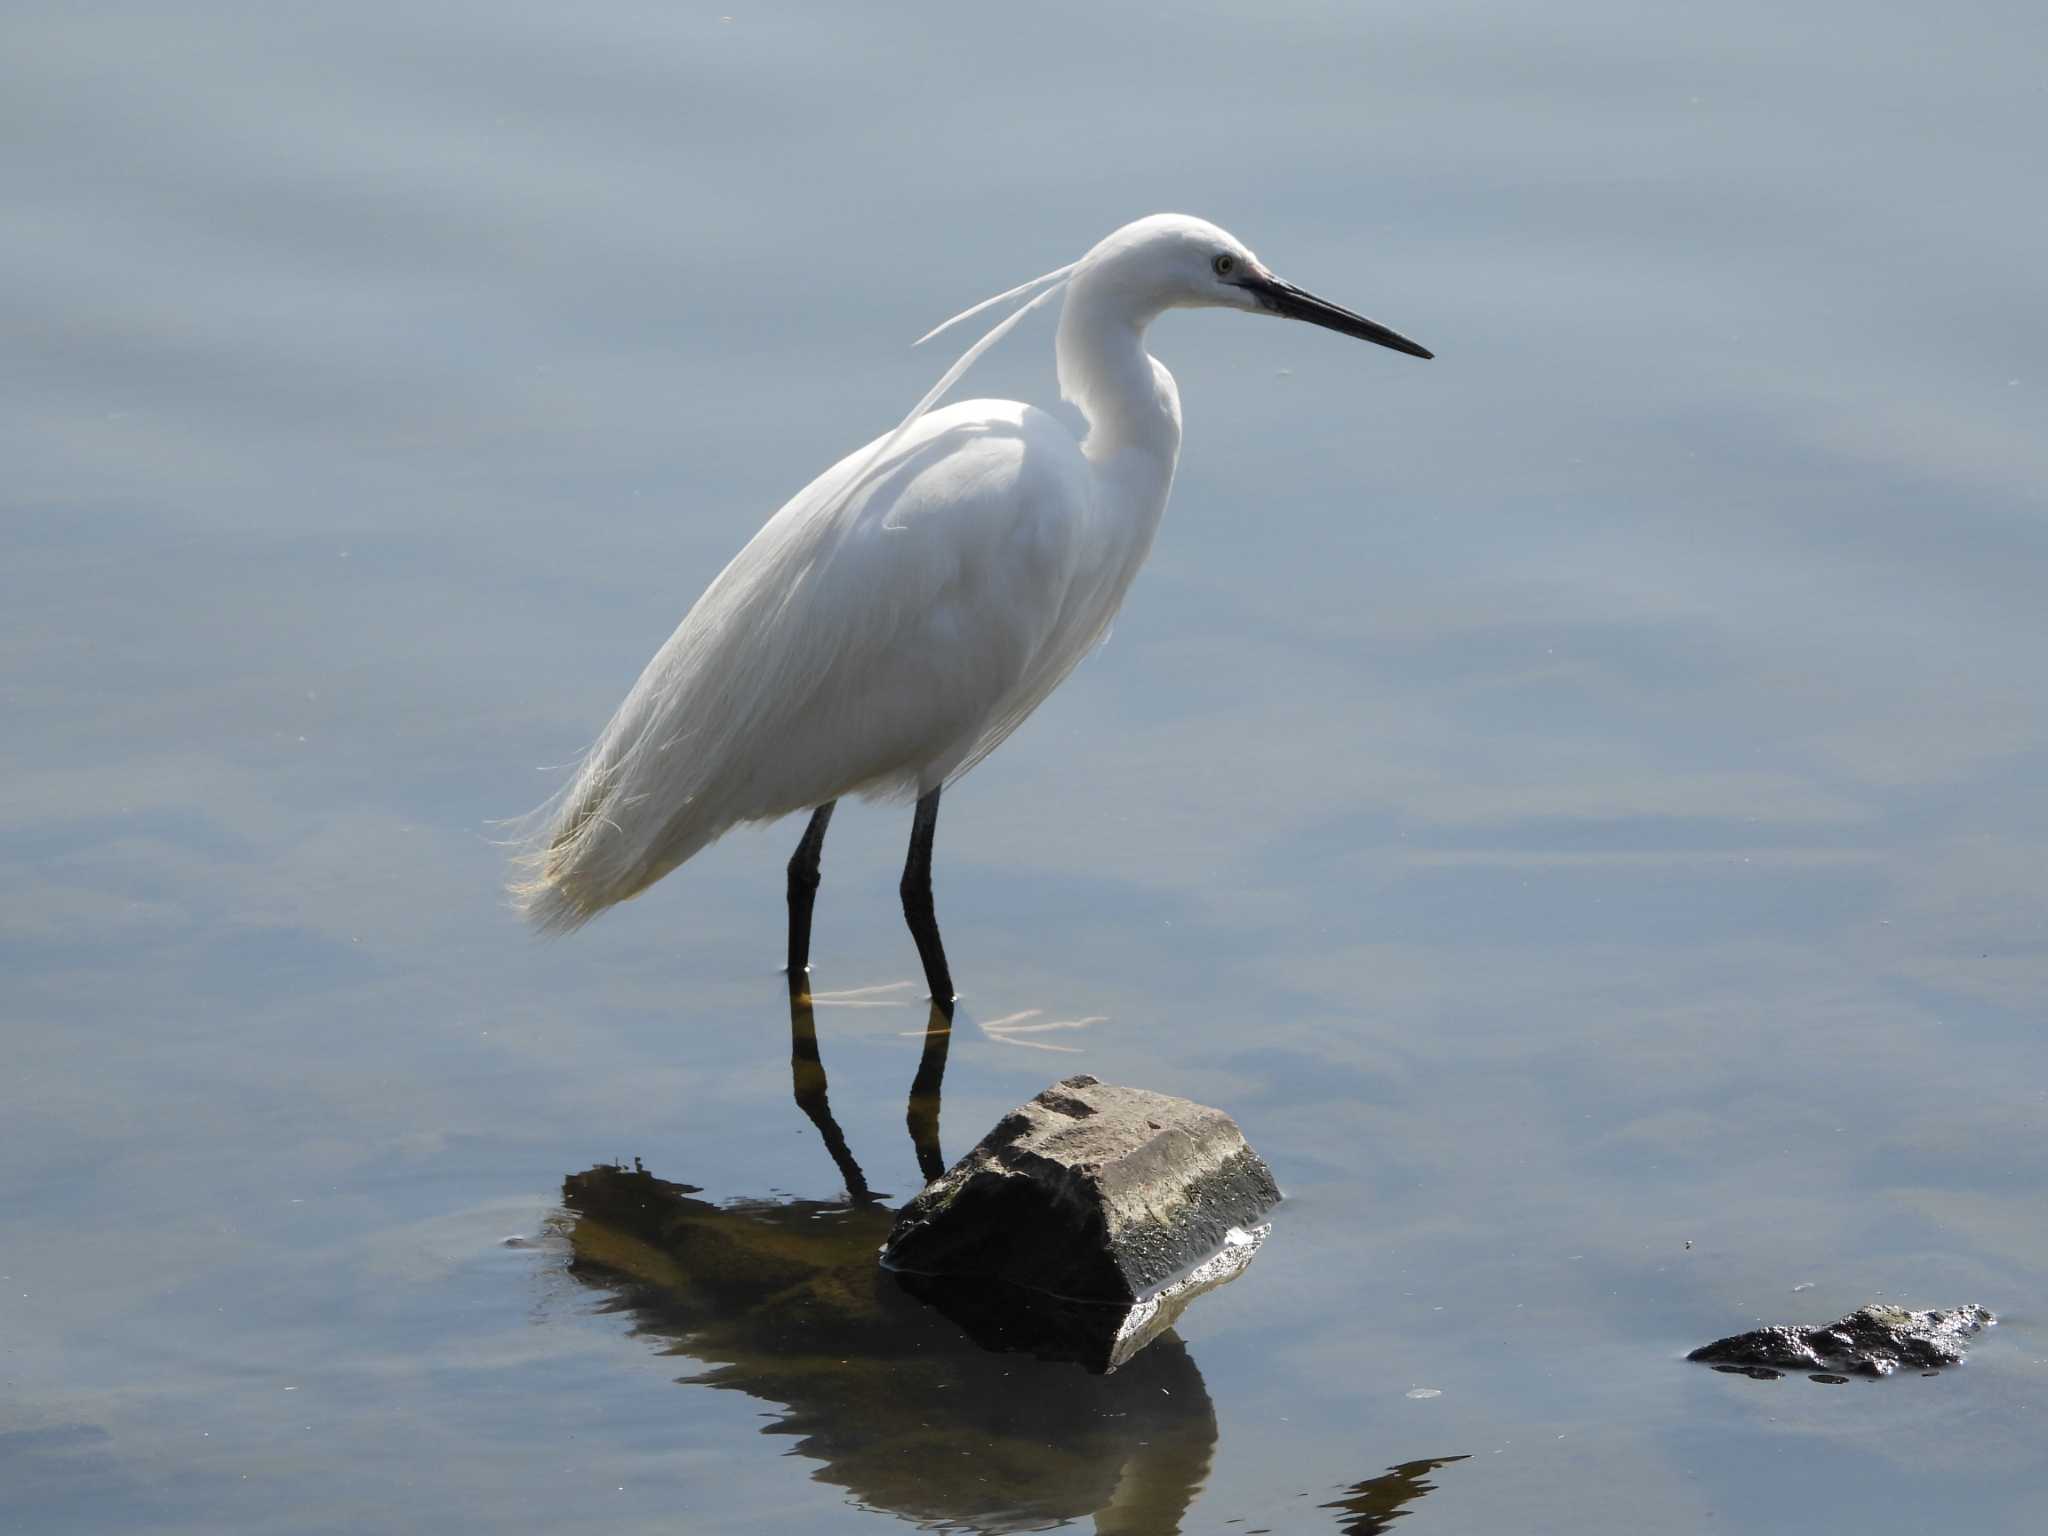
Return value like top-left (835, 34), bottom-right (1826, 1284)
top-left (6, 2), bottom-right (2046, 1531)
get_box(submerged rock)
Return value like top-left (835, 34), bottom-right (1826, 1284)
top-left (1689, 1303), bottom-right (1995, 1380)
top-left (882, 1074), bottom-right (1280, 1307)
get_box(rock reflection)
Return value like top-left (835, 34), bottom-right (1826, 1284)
top-left (560, 1161), bottom-right (1217, 1534)
top-left (1319, 1456), bottom-right (1470, 1533)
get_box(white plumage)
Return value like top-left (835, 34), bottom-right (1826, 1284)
top-left (512, 214), bottom-right (1429, 976)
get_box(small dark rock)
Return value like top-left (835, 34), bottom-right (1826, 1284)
top-left (1689, 1303), bottom-right (1994, 1379)
top-left (881, 1075), bottom-right (1281, 1305)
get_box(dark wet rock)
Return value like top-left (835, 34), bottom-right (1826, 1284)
top-left (899, 1222), bottom-right (1268, 1373)
top-left (881, 1074), bottom-right (1281, 1305)
top-left (1689, 1303), bottom-right (1995, 1379)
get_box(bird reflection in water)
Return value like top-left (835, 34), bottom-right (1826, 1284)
top-left (786, 966), bottom-right (953, 1196)
top-left (786, 908), bottom-right (1097, 1193)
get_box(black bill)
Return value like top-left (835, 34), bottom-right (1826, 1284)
top-left (1240, 272), bottom-right (1433, 360)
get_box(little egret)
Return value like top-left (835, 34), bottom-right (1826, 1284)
top-left (513, 213), bottom-right (1430, 1002)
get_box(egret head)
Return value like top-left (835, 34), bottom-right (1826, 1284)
top-left (1083, 213), bottom-right (1432, 360)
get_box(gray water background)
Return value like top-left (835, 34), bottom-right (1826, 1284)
top-left (5, 1), bottom-right (2046, 1531)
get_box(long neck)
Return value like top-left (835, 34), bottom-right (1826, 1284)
top-left (1055, 276), bottom-right (1184, 471)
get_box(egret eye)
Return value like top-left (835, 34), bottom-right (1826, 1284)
top-left (1213, 253), bottom-right (1237, 277)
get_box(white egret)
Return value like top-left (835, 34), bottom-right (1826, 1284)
top-left (512, 213), bottom-right (1430, 1002)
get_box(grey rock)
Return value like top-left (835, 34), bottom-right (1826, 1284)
top-left (881, 1074), bottom-right (1281, 1305)
top-left (1689, 1303), bottom-right (1995, 1379)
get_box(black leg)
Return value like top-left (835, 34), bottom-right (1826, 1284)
top-left (785, 800), bottom-right (837, 985)
top-left (787, 979), bottom-right (873, 1204)
top-left (900, 786), bottom-right (955, 1004)
top-left (905, 995), bottom-right (954, 1182)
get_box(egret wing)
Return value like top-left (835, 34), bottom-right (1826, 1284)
top-left (514, 401), bottom-right (1090, 930)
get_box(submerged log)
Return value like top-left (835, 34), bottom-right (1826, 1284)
top-left (881, 1074), bottom-right (1281, 1306)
